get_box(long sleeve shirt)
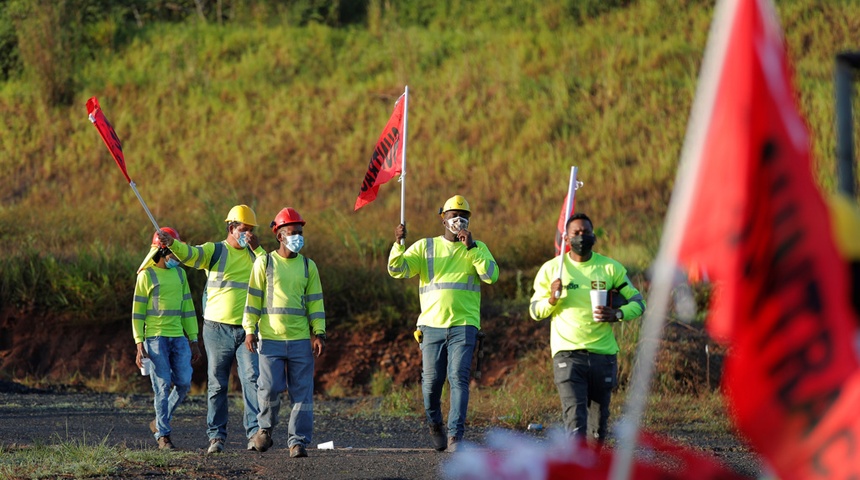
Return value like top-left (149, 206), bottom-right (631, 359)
top-left (530, 252), bottom-right (645, 356)
top-left (243, 252), bottom-right (326, 340)
top-left (388, 236), bottom-right (499, 329)
top-left (132, 266), bottom-right (198, 344)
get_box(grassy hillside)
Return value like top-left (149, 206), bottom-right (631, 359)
top-left (1, 0), bottom-right (859, 326)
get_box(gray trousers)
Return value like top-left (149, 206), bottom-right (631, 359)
top-left (552, 350), bottom-right (617, 442)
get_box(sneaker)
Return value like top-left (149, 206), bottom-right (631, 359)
top-left (149, 419), bottom-right (157, 434)
top-left (157, 436), bottom-right (175, 450)
top-left (207, 438), bottom-right (225, 454)
top-left (247, 438), bottom-right (256, 451)
top-left (251, 429), bottom-right (273, 452)
top-left (289, 444), bottom-right (308, 458)
top-left (447, 436), bottom-right (462, 453)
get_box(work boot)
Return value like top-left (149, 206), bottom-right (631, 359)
top-left (149, 419), bottom-right (157, 434)
top-left (447, 436), bottom-right (462, 453)
top-left (251, 429), bottom-right (273, 452)
top-left (429, 422), bottom-right (447, 451)
top-left (206, 438), bottom-right (224, 455)
top-left (289, 444), bottom-right (308, 458)
top-left (247, 438), bottom-right (256, 451)
top-left (157, 436), bottom-right (175, 450)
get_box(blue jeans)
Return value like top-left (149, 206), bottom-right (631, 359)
top-left (203, 320), bottom-right (260, 441)
top-left (419, 325), bottom-right (477, 439)
top-left (553, 350), bottom-right (617, 442)
top-left (145, 336), bottom-right (192, 439)
top-left (257, 339), bottom-right (315, 448)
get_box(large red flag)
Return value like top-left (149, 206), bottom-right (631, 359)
top-left (354, 95), bottom-right (406, 211)
top-left (675, 0), bottom-right (860, 478)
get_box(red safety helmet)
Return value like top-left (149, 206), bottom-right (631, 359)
top-left (270, 208), bottom-right (306, 234)
top-left (151, 227), bottom-right (181, 247)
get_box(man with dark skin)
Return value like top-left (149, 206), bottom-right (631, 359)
top-left (530, 212), bottom-right (645, 444)
top-left (389, 195), bottom-right (499, 453)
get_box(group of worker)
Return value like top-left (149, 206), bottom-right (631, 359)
top-left (131, 195), bottom-right (645, 456)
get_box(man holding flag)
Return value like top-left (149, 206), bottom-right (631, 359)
top-left (388, 195), bottom-right (499, 452)
top-left (530, 213), bottom-right (644, 444)
top-left (157, 205), bottom-right (265, 454)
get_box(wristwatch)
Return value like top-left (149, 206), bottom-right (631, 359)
top-left (315, 333), bottom-right (327, 341)
top-left (615, 310), bottom-right (624, 321)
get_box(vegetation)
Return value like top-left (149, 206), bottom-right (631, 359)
top-left (1, 0), bottom-right (859, 389)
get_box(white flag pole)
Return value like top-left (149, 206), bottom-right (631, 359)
top-left (399, 86), bottom-right (409, 245)
top-left (608, 0), bottom-right (738, 479)
top-left (554, 166), bottom-right (579, 298)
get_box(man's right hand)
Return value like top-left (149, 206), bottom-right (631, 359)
top-left (135, 342), bottom-right (148, 369)
top-left (549, 278), bottom-right (563, 306)
top-left (395, 224), bottom-right (407, 243)
top-left (244, 333), bottom-right (257, 353)
top-left (157, 230), bottom-right (175, 247)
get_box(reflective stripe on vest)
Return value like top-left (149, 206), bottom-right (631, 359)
top-left (144, 267), bottom-right (185, 317)
top-left (420, 237), bottom-right (482, 295)
top-left (263, 253), bottom-right (310, 316)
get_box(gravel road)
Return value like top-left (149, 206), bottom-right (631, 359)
top-left (0, 388), bottom-right (763, 479)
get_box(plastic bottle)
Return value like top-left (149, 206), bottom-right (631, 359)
top-left (527, 423), bottom-right (543, 431)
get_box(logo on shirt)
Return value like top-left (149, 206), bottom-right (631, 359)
top-left (591, 280), bottom-right (607, 290)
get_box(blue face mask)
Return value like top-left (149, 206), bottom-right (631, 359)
top-left (283, 234), bottom-right (304, 253)
top-left (165, 258), bottom-right (181, 269)
top-left (236, 231), bottom-right (249, 248)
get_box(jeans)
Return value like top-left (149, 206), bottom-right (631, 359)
top-left (553, 350), bottom-right (617, 442)
top-left (257, 339), bottom-right (315, 448)
top-left (419, 325), bottom-right (477, 440)
top-left (145, 336), bottom-right (192, 439)
top-left (203, 320), bottom-right (260, 441)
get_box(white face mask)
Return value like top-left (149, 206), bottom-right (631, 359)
top-left (233, 229), bottom-right (249, 248)
top-left (282, 234), bottom-right (304, 253)
top-left (446, 217), bottom-right (469, 235)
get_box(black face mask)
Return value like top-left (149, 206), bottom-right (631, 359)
top-left (569, 234), bottom-right (596, 255)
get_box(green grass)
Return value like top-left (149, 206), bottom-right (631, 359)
top-left (0, 435), bottom-right (192, 479)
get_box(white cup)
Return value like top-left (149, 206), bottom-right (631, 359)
top-left (590, 289), bottom-right (607, 321)
top-left (140, 357), bottom-right (152, 376)
top-left (317, 440), bottom-right (334, 450)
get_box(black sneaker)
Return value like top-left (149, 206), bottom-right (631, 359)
top-left (429, 422), bottom-right (447, 451)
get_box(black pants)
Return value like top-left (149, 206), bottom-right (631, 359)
top-left (552, 350), bottom-right (617, 442)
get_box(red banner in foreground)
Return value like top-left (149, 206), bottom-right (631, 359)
top-left (354, 95), bottom-right (405, 211)
top-left (675, 0), bottom-right (860, 478)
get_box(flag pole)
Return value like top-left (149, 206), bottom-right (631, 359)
top-left (399, 86), bottom-right (409, 245)
top-left (129, 181), bottom-right (162, 232)
top-left (555, 166), bottom-right (578, 298)
top-left (608, 0), bottom-right (738, 478)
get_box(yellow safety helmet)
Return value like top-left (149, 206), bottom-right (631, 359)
top-left (224, 204), bottom-right (258, 226)
top-left (440, 195), bottom-right (471, 215)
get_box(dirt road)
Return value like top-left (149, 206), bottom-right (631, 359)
top-left (0, 388), bottom-right (763, 479)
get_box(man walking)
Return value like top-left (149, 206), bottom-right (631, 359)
top-left (388, 195), bottom-right (499, 452)
top-left (243, 207), bottom-right (326, 458)
top-left (529, 212), bottom-right (645, 444)
top-left (158, 204), bottom-right (264, 454)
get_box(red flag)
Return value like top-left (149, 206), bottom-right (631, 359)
top-left (675, 1), bottom-right (860, 478)
top-left (354, 95), bottom-right (406, 211)
top-left (554, 192), bottom-right (575, 256)
top-left (86, 97), bottom-right (130, 183)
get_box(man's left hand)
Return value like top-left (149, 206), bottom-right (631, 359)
top-left (247, 231), bottom-right (260, 250)
top-left (593, 305), bottom-right (620, 322)
top-left (313, 336), bottom-right (326, 357)
top-left (190, 342), bottom-right (202, 364)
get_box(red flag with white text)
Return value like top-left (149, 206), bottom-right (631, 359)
top-left (354, 95), bottom-right (406, 211)
top-left (674, 0), bottom-right (860, 478)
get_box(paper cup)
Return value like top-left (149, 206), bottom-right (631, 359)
top-left (590, 289), bottom-right (607, 321)
top-left (140, 357), bottom-right (152, 376)
top-left (317, 440), bottom-right (334, 450)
